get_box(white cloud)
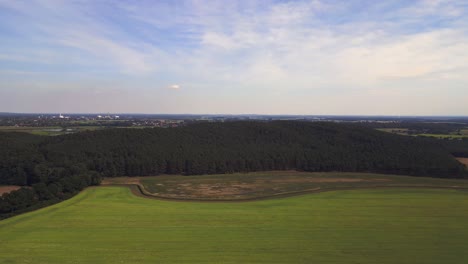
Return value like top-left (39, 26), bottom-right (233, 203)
top-left (58, 31), bottom-right (156, 74)
top-left (0, 0), bottom-right (164, 75)
top-left (169, 84), bottom-right (180, 89)
top-left (201, 32), bottom-right (241, 50)
top-left (401, 0), bottom-right (464, 18)
top-left (184, 1), bottom-right (468, 90)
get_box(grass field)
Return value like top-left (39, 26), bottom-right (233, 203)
top-left (0, 126), bottom-right (103, 136)
top-left (103, 171), bottom-right (468, 200)
top-left (0, 125), bottom-right (158, 136)
top-left (376, 128), bottom-right (468, 138)
top-left (417, 134), bottom-right (468, 139)
top-left (1, 186), bottom-right (468, 263)
top-left (376, 128), bottom-right (409, 135)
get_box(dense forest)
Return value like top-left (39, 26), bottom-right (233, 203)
top-left (441, 139), bottom-right (468, 157)
top-left (1, 121), bottom-right (467, 219)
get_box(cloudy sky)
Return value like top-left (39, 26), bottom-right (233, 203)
top-left (0, 0), bottom-right (467, 115)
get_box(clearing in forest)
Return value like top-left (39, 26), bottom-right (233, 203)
top-left (456, 158), bottom-right (468, 167)
top-left (0, 186), bottom-right (21, 195)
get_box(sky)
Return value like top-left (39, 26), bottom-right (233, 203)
top-left (0, 0), bottom-right (467, 115)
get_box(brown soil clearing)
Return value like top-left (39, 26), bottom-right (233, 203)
top-left (456, 158), bottom-right (468, 167)
top-left (0, 186), bottom-right (21, 195)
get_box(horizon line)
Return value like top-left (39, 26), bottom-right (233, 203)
top-left (1, 112), bottom-right (468, 118)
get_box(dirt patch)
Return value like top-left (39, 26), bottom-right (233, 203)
top-left (0, 186), bottom-right (22, 195)
top-left (99, 171), bottom-right (468, 201)
top-left (456, 158), bottom-right (468, 167)
top-left (269, 177), bottom-right (390, 183)
top-left (153, 177), bottom-right (391, 198)
top-left (102, 177), bottom-right (143, 185)
top-left (193, 184), bottom-right (250, 196)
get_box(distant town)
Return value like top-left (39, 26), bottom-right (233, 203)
top-left (2, 113), bottom-right (468, 126)
top-left (1, 112), bottom-right (468, 137)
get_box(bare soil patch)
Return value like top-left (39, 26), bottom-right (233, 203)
top-left (131, 172), bottom-right (400, 200)
top-left (456, 158), bottom-right (468, 167)
top-left (101, 177), bottom-right (143, 185)
top-left (0, 185), bottom-right (21, 195)
top-left (103, 171), bottom-right (468, 201)
top-left (159, 178), bottom-right (389, 198)
top-left (268, 177), bottom-right (389, 183)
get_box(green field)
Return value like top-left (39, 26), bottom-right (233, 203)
top-left (417, 133), bottom-right (468, 139)
top-left (377, 127), bottom-right (468, 138)
top-left (0, 126), bottom-right (103, 136)
top-left (1, 187), bottom-right (468, 263)
top-left (0, 125), bottom-right (157, 136)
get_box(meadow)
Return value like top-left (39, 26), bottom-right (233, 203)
top-left (1, 186), bottom-right (468, 263)
top-left (377, 127), bottom-right (468, 139)
top-left (0, 126), bottom-right (102, 136)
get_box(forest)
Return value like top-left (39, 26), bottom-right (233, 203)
top-left (1, 121), bottom-right (467, 219)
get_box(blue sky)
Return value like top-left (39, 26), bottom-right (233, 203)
top-left (0, 0), bottom-right (467, 115)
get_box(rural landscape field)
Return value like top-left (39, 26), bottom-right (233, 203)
top-left (1, 120), bottom-right (468, 263)
top-left (2, 0), bottom-right (468, 263)
top-left (1, 186), bottom-right (468, 264)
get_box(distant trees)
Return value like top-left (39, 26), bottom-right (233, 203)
top-left (10, 121), bottom-right (465, 179)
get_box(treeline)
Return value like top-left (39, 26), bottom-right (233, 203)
top-left (0, 132), bottom-right (101, 219)
top-left (35, 121), bottom-right (467, 177)
top-left (1, 121), bottom-right (468, 219)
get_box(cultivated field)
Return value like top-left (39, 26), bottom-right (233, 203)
top-left (103, 171), bottom-right (468, 200)
top-left (0, 187), bottom-right (467, 263)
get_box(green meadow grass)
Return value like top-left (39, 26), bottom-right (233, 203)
top-left (417, 134), bottom-right (468, 139)
top-left (1, 187), bottom-right (468, 263)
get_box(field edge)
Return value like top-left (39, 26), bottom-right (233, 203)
top-left (103, 182), bottom-right (468, 202)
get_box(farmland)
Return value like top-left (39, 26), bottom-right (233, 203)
top-left (1, 186), bottom-right (468, 263)
top-left (0, 126), bottom-right (102, 136)
top-left (377, 127), bottom-right (468, 139)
